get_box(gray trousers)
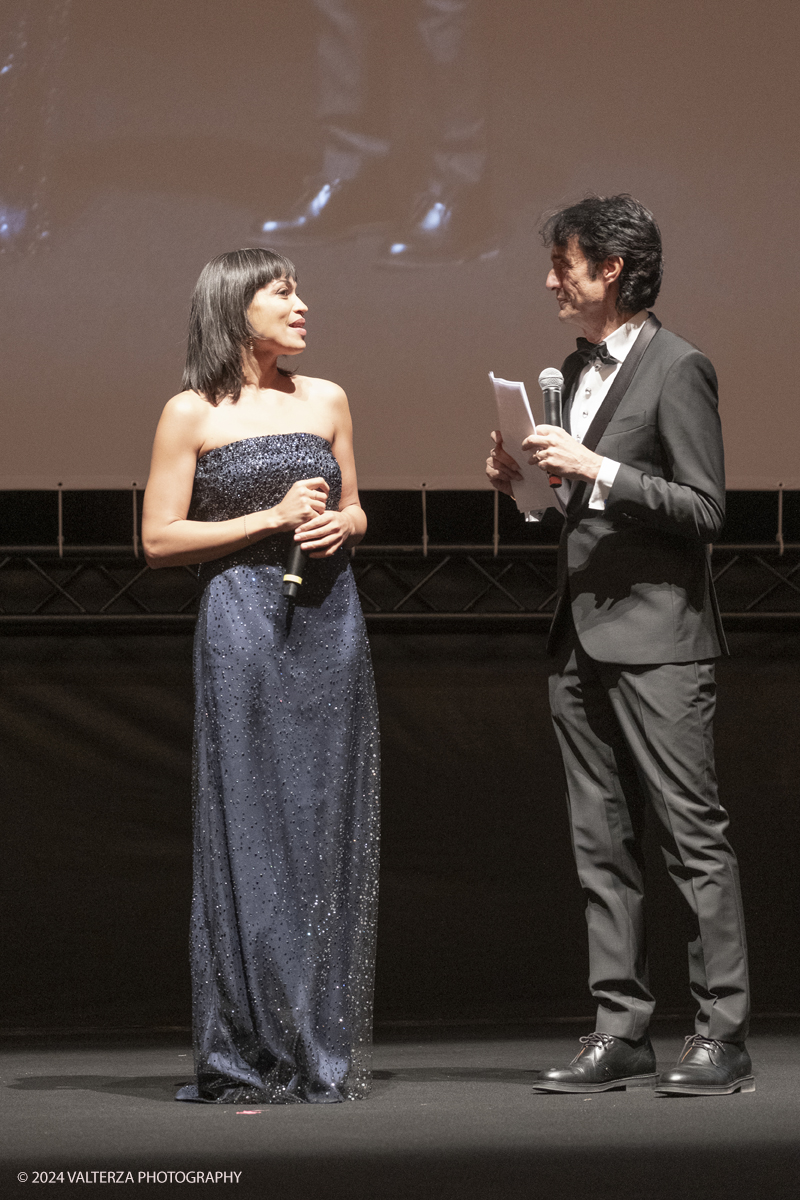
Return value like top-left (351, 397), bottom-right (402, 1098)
top-left (312, 0), bottom-right (486, 188)
top-left (549, 628), bottom-right (750, 1042)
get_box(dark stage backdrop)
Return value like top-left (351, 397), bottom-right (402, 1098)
top-left (1, 631), bottom-right (798, 1032)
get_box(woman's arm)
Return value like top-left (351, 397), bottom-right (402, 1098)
top-left (142, 392), bottom-right (329, 568)
top-left (293, 383), bottom-right (367, 558)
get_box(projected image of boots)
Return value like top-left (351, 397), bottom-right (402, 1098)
top-left (0, 0), bottom-right (70, 255)
top-left (255, 0), bottom-right (498, 267)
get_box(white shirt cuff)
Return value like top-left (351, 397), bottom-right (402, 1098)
top-left (587, 458), bottom-right (621, 510)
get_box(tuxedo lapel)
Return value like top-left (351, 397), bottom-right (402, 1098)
top-left (565, 314), bottom-right (661, 516)
top-left (560, 354), bottom-right (584, 437)
top-left (581, 315), bottom-right (661, 453)
top-left (559, 353), bottom-right (587, 513)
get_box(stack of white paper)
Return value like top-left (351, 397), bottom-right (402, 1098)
top-left (489, 373), bottom-right (562, 519)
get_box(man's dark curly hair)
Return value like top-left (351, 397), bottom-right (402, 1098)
top-left (541, 194), bottom-right (663, 314)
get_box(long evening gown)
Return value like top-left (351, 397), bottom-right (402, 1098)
top-left (175, 433), bottom-right (380, 1104)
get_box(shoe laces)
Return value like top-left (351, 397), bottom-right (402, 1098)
top-left (578, 1032), bottom-right (617, 1049)
top-left (682, 1034), bottom-right (724, 1056)
top-left (681, 1032), bottom-right (724, 1060)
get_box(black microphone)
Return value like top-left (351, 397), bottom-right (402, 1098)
top-left (282, 541), bottom-right (307, 598)
top-left (537, 368), bottom-right (564, 489)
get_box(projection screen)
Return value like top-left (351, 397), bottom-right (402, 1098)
top-left (0, 0), bottom-right (797, 490)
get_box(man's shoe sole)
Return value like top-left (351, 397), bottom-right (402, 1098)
top-left (532, 1073), bottom-right (658, 1094)
top-left (655, 1075), bottom-right (756, 1096)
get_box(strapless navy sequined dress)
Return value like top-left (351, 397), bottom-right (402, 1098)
top-left (176, 434), bottom-right (380, 1105)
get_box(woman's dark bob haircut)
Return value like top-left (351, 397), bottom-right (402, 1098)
top-left (541, 194), bottom-right (663, 314)
top-left (181, 247), bottom-right (298, 405)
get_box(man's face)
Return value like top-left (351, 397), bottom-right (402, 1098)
top-left (546, 238), bottom-right (607, 328)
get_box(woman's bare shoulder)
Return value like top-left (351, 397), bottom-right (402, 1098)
top-left (161, 389), bottom-right (212, 419)
top-left (154, 390), bottom-right (213, 450)
top-left (293, 374), bottom-right (348, 407)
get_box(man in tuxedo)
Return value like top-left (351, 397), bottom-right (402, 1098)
top-left (487, 195), bottom-right (753, 1096)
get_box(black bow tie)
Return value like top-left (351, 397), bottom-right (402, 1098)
top-left (576, 338), bottom-right (617, 368)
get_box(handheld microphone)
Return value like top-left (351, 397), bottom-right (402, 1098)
top-left (282, 541), bottom-right (307, 598)
top-left (537, 368), bottom-right (564, 489)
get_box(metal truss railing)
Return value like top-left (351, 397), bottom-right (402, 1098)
top-left (1, 544), bottom-right (800, 630)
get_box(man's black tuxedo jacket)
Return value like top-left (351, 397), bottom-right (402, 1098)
top-left (549, 318), bottom-right (728, 665)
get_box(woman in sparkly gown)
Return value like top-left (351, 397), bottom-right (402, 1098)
top-left (142, 249), bottom-right (380, 1104)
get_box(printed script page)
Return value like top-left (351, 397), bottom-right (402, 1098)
top-left (489, 373), bottom-right (563, 518)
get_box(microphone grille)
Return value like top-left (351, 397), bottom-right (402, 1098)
top-left (538, 368), bottom-right (564, 392)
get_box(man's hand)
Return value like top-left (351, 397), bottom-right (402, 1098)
top-left (486, 430), bottom-right (523, 496)
top-left (523, 425), bottom-right (603, 483)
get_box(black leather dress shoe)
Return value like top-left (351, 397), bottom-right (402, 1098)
top-left (375, 182), bottom-right (498, 267)
top-left (656, 1035), bottom-right (755, 1095)
top-left (532, 1032), bottom-right (657, 1094)
top-left (254, 167), bottom-right (398, 245)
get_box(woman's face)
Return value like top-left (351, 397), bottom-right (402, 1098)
top-left (247, 276), bottom-right (307, 356)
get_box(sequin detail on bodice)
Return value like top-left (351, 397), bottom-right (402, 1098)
top-left (189, 433), bottom-right (343, 584)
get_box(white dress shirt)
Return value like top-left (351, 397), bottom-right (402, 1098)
top-left (565, 309), bottom-right (649, 510)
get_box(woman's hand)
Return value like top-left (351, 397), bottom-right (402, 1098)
top-left (272, 478), bottom-right (330, 531)
top-left (293, 508), bottom-right (356, 558)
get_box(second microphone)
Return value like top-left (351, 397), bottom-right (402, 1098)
top-left (283, 541), bottom-right (307, 599)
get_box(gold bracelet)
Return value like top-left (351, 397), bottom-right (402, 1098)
top-left (243, 514), bottom-right (251, 543)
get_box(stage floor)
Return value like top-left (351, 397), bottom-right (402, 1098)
top-left (3, 1019), bottom-right (799, 1200)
